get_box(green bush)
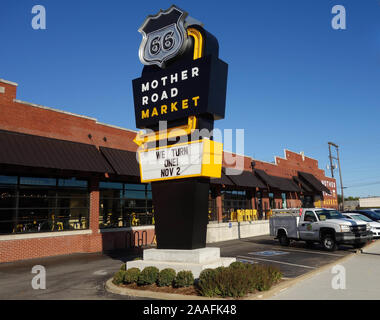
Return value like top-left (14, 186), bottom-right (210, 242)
top-left (215, 267), bottom-right (251, 297)
top-left (229, 261), bottom-right (247, 270)
top-left (251, 265), bottom-right (282, 291)
top-left (174, 270), bottom-right (194, 288)
top-left (113, 270), bottom-right (126, 285)
top-left (197, 268), bottom-right (220, 297)
top-left (137, 266), bottom-right (159, 286)
top-left (157, 268), bottom-right (176, 287)
top-left (124, 268), bottom-right (140, 284)
top-left (196, 263), bottom-right (282, 298)
top-left (120, 263), bottom-right (126, 271)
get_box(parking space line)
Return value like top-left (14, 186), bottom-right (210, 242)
top-left (237, 255), bottom-right (316, 269)
top-left (254, 248), bottom-right (345, 257)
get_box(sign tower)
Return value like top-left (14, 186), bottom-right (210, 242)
top-left (127, 5), bottom-right (235, 276)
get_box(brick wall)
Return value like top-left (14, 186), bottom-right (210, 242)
top-left (0, 79), bottom-right (338, 262)
top-left (0, 79), bottom-right (155, 263)
top-left (0, 79), bottom-right (137, 152)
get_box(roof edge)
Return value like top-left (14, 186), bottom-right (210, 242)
top-left (0, 79), bottom-right (18, 86)
top-left (14, 99), bottom-right (97, 121)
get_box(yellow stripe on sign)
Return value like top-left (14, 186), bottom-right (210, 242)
top-left (187, 27), bottom-right (204, 60)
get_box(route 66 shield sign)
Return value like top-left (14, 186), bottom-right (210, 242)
top-left (138, 5), bottom-right (189, 68)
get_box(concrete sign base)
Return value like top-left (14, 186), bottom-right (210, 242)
top-left (126, 247), bottom-right (235, 278)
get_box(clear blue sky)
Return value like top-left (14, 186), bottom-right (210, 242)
top-left (1, 0), bottom-right (379, 197)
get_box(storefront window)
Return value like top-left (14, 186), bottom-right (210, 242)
top-left (301, 195), bottom-right (314, 208)
top-left (221, 190), bottom-right (252, 222)
top-left (269, 193), bottom-right (275, 209)
top-left (281, 193), bottom-right (287, 209)
top-left (0, 175), bottom-right (89, 235)
top-left (0, 175), bottom-right (17, 185)
top-left (99, 182), bottom-right (153, 228)
top-left (208, 189), bottom-right (218, 222)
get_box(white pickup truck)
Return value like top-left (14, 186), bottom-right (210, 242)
top-left (270, 208), bottom-right (372, 251)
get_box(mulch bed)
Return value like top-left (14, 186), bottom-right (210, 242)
top-left (119, 282), bottom-right (200, 296)
top-left (116, 279), bottom-right (284, 298)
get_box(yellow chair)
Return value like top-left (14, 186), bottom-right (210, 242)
top-left (245, 209), bottom-right (252, 221)
top-left (56, 222), bottom-right (63, 231)
top-left (230, 210), bottom-right (237, 222)
top-left (13, 224), bottom-right (24, 233)
top-left (131, 213), bottom-right (140, 226)
top-left (252, 209), bottom-right (258, 221)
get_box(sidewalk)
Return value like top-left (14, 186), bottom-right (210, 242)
top-left (270, 241), bottom-right (380, 300)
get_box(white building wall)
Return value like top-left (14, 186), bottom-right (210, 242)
top-left (359, 197), bottom-right (380, 208)
top-left (206, 220), bottom-right (270, 243)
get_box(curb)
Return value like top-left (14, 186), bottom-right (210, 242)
top-left (105, 278), bottom-right (224, 300)
top-left (105, 241), bottom-right (378, 300)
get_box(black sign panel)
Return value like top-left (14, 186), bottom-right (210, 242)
top-left (132, 55), bottom-right (228, 129)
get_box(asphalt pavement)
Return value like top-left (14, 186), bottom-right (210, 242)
top-left (0, 235), bottom-right (360, 299)
top-left (214, 235), bottom-right (355, 278)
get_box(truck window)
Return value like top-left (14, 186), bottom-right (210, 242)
top-left (316, 210), bottom-right (344, 220)
top-left (304, 211), bottom-right (317, 222)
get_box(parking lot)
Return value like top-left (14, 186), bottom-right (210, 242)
top-left (0, 235), bottom-right (370, 299)
top-left (214, 235), bottom-right (359, 278)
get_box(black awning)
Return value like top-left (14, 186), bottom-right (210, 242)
top-left (210, 169), bottom-right (234, 186)
top-left (293, 176), bottom-right (313, 193)
top-left (270, 176), bottom-right (301, 192)
top-left (0, 130), bottom-right (114, 173)
top-left (254, 169), bottom-right (278, 188)
top-left (100, 147), bottom-right (140, 177)
top-left (298, 171), bottom-right (331, 194)
top-left (225, 168), bottom-right (266, 189)
top-left (255, 169), bottom-right (300, 192)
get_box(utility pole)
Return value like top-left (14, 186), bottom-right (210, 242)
top-left (328, 143), bottom-right (334, 178)
top-left (328, 142), bottom-right (344, 210)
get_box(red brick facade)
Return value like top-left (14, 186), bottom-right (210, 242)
top-left (0, 79), bottom-right (337, 263)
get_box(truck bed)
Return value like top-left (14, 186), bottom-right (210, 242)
top-left (270, 215), bottom-right (300, 239)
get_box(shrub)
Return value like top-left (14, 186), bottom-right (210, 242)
top-left (229, 261), bottom-right (247, 270)
top-left (249, 264), bottom-right (282, 291)
top-left (120, 263), bottom-right (126, 271)
top-left (157, 268), bottom-right (176, 287)
top-left (174, 270), bottom-right (194, 288)
top-left (113, 270), bottom-right (126, 285)
top-left (124, 268), bottom-right (140, 284)
top-left (137, 266), bottom-right (159, 286)
top-left (214, 267), bottom-right (251, 298)
top-left (197, 268), bottom-right (220, 297)
top-left (197, 264), bottom-right (282, 298)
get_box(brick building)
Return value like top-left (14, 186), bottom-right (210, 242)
top-left (0, 79), bottom-right (337, 263)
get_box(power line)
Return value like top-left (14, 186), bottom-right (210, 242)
top-left (346, 181), bottom-right (380, 188)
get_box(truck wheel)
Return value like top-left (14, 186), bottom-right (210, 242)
top-left (278, 232), bottom-right (290, 246)
top-left (321, 234), bottom-right (337, 251)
